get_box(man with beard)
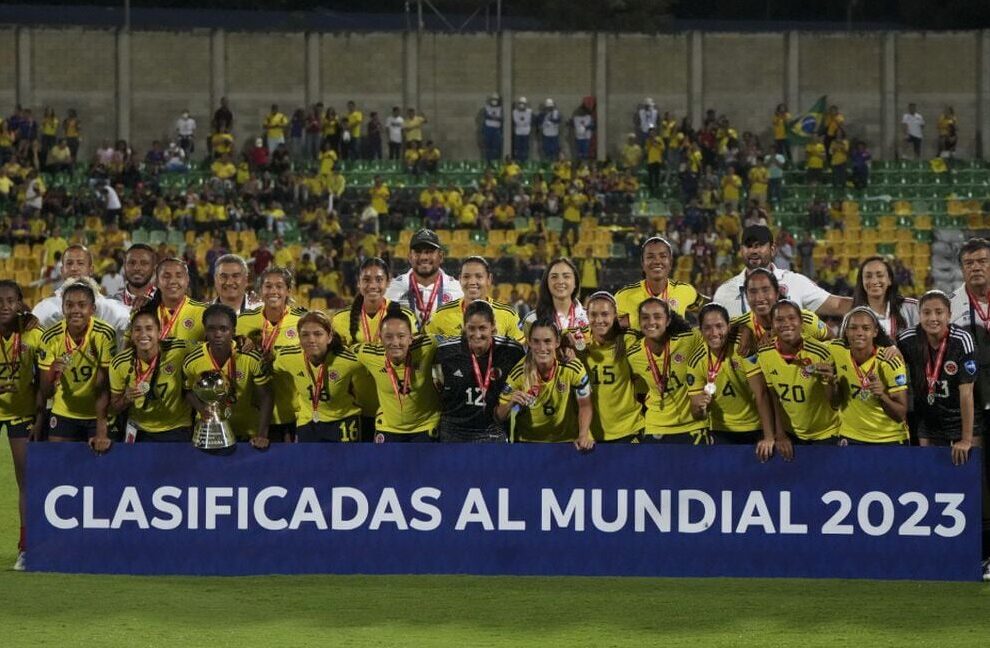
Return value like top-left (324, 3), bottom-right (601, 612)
top-left (384, 229), bottom-right (462, 329)
top-left (32, 245), bottom-right (131, 337)
top-left (113, 243), bottom-right (157, 309)
top-left (712, 225), bottom-right (852, 318)
top-left (214, 254), bottom-right (262, 314)
top-left (615, 236), bottom-right (702, 331)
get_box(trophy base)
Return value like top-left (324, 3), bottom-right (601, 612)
top-left (192, 421), bottom-right (237, 452)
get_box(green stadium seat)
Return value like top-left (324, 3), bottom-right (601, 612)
top-left (131, 229), bottom-right (150, 245)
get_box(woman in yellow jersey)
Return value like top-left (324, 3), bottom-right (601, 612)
top-left (0, 281), bottom-right (43, 570)
top-left (734, 269), bottom-right (830, 354)
top-left (63, 108), bottom-right (81, 161)
top-left (615, 236), bottom-right (700, 328)
top-left (148, 257), bottom-right (207, 342)
top-left (581, 292), bottom-right (642, 442)
top-left (38, 281), bottom-right (115, 450)
top-left (426, 256), bottom-right (525, 342)
top-left (353, 304), bottom-right (441, 442)
top-left (109, 308), bottom-right (193, 442)
top-left (523, 257), bottom-right (590, 350)
top-left (772, 103), bottom-right (791, 159)
top-left (688, 303), bottom-right (780, 459)
top-left (237, 267), bottom-right (306, 442)
top-left (497, 317), bottom-right (594, 449)
top-left (757, 300), bottom-right (841, 446)
top-left (627, 297), bottom-right (706, 444)
top-left (273, 311), bottom-right (361, 443)
top-left (829, 307), bottom-right (908, 445)
top-left (331, 257), bottom-right (416, 441)
top-left (183, 304), bottom-right (272, 448)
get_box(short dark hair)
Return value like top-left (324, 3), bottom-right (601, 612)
top-left (203, 303), bottom-right (237, 329)
top-left (958, 237), bottom-right (990, 265)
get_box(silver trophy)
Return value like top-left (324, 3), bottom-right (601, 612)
top-left (191, 371), bottom-right (236, 451)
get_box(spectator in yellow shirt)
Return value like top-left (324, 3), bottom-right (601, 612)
top-left (319, 141), bottom-right (338, 176)
top-left (772, 103), bottom-right (791, 160)
top-left (937, 106), bottom-right (958, 155)
top-left (419, 183), bottom-right (444, 211)
top-left (747, 159), bottom-right (769, 205)
top-left (830, 132), bottom-right (849, 188)
top-left (645, 127), bottom-right (665, 192)
top-left (458, 202), bottom-right (479, 229)
top-left (805, 134), bottom-right (826, 185)
top-left (345, 100), bottom-right (363, 160)
top-left (369, 176), bottom-right (390, 214)
top-left (403, 108), bottom-right (426, 145)
top-left (404, 141), bottom-right (420, 175)
top-left (263, 104), bottom-right (289, 154)
top-left (823, 105), bottom-right (845, 163)
top-left (721, 166), bottom-right (743, 210)
top-left (621, 133), bottom-right (643, 170)
top-left (501, 157), bottom-right (522, 185)
top-left (211, 154), bottom-right (236, 180)
top-left (562, 187), bottom-right (587, 246)
top-left (493, 201), bottom-right (516, 229)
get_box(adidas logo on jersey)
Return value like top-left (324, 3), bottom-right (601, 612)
top-left (453, 369), bottom-right (463, 377)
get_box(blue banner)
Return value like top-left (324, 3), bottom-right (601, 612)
top-left (27, 444), bottom-right (982, 581)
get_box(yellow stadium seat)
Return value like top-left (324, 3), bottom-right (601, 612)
top-left (399, 231), bottom-right (413, 246)
top-left (895, 229), bottom-right (912, 242)
top-left (14, 269), bottom-right (31, 285)
top-left (825, 229), bottom-right (842, 242)
top-left (496, 283), bottom-right (514, 302)
top-left (841, 201), bottom-right (860, 216)
top-left (13, 244), bottom-right (30, 259)
top-left (309, 297), bottom-right (327, 312)
top-left (893, 201), bottom-right (912, 216)
top-left (861, 229), bottom-right (879, 243)
top-left (913, 215), bottom-right (932, 230)
top-left (895, 242), bottom-right (914, 257)
top-left (878, 215), bottom-right (896, 229)
top-left (515, 283), bottom-right (535, 300)
top-left (488, 230), bottom-right (506, 245)
top-left (969, 213), bottom-right (984, 228)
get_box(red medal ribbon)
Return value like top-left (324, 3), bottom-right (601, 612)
top-left (304, 354), bottom-right (328, 417)
top-left (966, 289), bottom-right (990, 334)
top-left (470, 344), bottom-right (494, 397)
top-left (924, 332), bottom-right (950, 401)
top-left (0, 331), bottom-right (21, 369)
top-left (774, 338), bottom-right (805, 364)
top-left (261, 309), bottom-right (285, 354)
top-left (645, 339), bottom-right (671, 400)
top-left (64, 318), bottom-right (94, 361)
top-left (385, 353), bottom-right (413, 411)
top-left (646, 279), bottom-right (669, 302)
top-left (707, 346), bottom-right (726, 384)
top-left (535, 360), bottom-right (558, 397)
top-left (556, 302), bottom-right (577, 332)
top-left (207, 344), bottom-right (238, 400)
top-left (133, 353), bottom-right (159, 385)
top-left (752, 312), bottom-right (767, 340)
top-left (360, 299), bottom-right (387, 343)
top-left (851, 347), bottom-right (878, 391)
top-left (158, 297), bottom-right (186, 340)
top-left (410, 274), bottom-right (442, 324)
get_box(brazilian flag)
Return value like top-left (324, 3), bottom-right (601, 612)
top-left (788, 95), bottom-right (827, 141)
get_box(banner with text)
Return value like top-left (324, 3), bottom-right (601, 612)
top-left (27, 444), bottom-right (983, 581)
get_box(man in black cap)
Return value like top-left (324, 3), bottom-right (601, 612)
top-left (712, 224), bottom-right (852, 318)
top-left (385, 228), bottom-right (463, 327)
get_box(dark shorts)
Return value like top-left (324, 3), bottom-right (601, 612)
top-left (136, 427), bottom-right (192, 443)
top-left (296, 416), bottom-right (361, 443)
top-left (711, 430), bottom-right (763, 445)
top-left (438, 420), bottom-right (508, 443)
top-left (918, 423), bottom-right (962, 443)
top-left (838, 436), bottom-right (905, 446)
top-left (374, 430), bottom-right (435, 443)
top-left (2, 420), bottom-right (31, 439)
top-left (601, 432), bottom-right (641, 444)
top-left (268, 422), bottom-right (296, 443)
top-left (641, 430), bottom-right (711, 445)
top-left (359, 416), bottom-right (377, 443)
top-left (786, 432), bottom-right (840, 446)
top-left (49, 414), bottom-right (97, 441)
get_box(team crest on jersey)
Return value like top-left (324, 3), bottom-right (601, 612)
top-left (944, 361), bottom-right (958, 376)
top-left (182, 317), bottom-right (194, 329)
top-left (163, 363), bottom-right (175, 375)
top-left (686, 373), bottom-right (695, 386)
top-left (328, 370), bottom-right (340, 382)
top-left (673, 353), bottom-right (685, 364)
top-left (668, 298), bottom-right (679, 309)
top-left (285, 329), bottom-right (297, 338)
top-left (441, 293), bottom-right (451, 304)
top-left (235, 370), bottom-right (245, 380)
top-left (556, 381), bottom-right (566, 393)
top-left (895, 374), bottom-right (907, 386)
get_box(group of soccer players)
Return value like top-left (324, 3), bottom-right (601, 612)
top-left (2, 225), bottom-right (989, 573)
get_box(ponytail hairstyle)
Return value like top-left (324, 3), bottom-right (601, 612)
top-left (523, 316), bottom-right (563, 391)
top-left (768, 298), bottom-right (803, 324)
top-left (128, 306), bottom-right (165, 410)
top-left (839, 305), bottom-right (895, 349)
top-left (349, 257), bottom-right (392, 342)
top-left (743, 267), bottom-right (780, 296)
top-left (297, 310), bottom-right (344, 355)
top-left (0, 279), bottom-right (35, 333)
top-left (918, 290), bottom-right (952, 312)
top-left (637, 296), bottom-right (692, 340)
top-left (380, 301), bottom-right (417, 387)
top-left (584, 291), bottom-right (624, 362)
top-left (463, 298), bottom-right (496, 327)
top-left (147, 257), bottom-right (189, 312)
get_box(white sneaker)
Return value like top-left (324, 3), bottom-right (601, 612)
top-left (982, 558), bottom-right (990, 582)
top-left (12, 552), bottom-right (25, 571)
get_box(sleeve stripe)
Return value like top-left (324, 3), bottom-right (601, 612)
top-left (950, 328), bottom-right (975, 354)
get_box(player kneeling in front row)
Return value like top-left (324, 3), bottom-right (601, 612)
top-left (496, 317), bottom-right (594, 450)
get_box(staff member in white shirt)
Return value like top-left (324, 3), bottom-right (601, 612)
top-left (175, 109), bottom-right (197, 156)
top-left (32, 246), bottom-right (131, 337)
top-left (483, 94), bottom-right (503, 163)
top-left (637, 98), bottom-right (658, 146)
top-left (385, 106), bottom-right (404, 161)
top-left (712, 225), bottom-right (852, 319)
top-left (512, 97), bottom-right (533, 163)
top-left (384, 229), bottom-right (463, 329)
top-left (539, 98), bottom-right (561, 161)
top-left (901, 103), bottom-right (925, 160)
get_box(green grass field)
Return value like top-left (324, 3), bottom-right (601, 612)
top-left (1, 449), bottom-right (988, 647)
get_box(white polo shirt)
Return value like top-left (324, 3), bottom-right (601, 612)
top-left (385, 269), bottom-right (463, 328)
top-left (512, 108), bottom-right (533, 136)
top-left (33, 288), bottom-right (133, 338)
top-left (712, 265), bottom-right (831, 318)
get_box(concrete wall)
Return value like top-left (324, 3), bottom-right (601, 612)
top-left (4, 26), bottom-right (989, 161)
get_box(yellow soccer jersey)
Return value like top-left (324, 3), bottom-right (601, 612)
top-left (615, 279), bottom-right (700, 329)
top-left (731, 309), bottom-right (829, 344)
top-left (332, 302), bottom-right (417, 418)
top-left (272, 345), bottom-right (361, 431)
top-left (500, 358), bottom-right (591, 443)
top-left (158, 298), bottom-right (208, 343)
top-left (110, 339), bottom-right (192, 433)
top-left (237, 305), bottom-right (307, 425)
top-left (626, 330), bottom-right (705, 436)
top-left (686, 342), bottom-right (763, 433)
top-left (756, 339), bottom-right (840, 441)
top-left (828, 340), bottom-right (909, 444)
top-left (582, 334), bottom-right (643, 441)
top-left (425, 298), bottom-right (525, 343)
top-left (354, 336), bottom-right (440, 434)
top-left (182, 344), bottom-right (270, 439)
top-left (0, 328), bottom-right (42, 424)
top-left (38, 318), bottom-right (116, 419)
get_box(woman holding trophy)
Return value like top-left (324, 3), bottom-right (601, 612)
top-left (110, 308), bottom-right (193, 442)
top-left (272, 311), bottom-right (362, 442)
top-left (183, 304), bottom-right (272, 448)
